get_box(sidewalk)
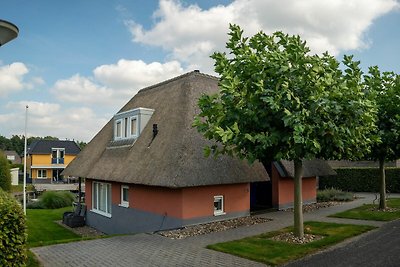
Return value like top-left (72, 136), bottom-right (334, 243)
top-left (31, 193), bottom-right (398, 267)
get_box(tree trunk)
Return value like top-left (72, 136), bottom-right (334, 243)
top-left (293, 159), bottom-right (304, 238)
top-left (379, 158), bottom-right (386, 210)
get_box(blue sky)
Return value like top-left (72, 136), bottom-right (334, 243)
top-left (1, 0), bottom-right (399, 142)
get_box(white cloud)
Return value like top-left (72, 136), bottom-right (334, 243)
top-left (51, 60), bottom-right (184, 108)
top-left (93, 59), bottom-right (184, 90)
top-left (126, 0), bottom-right (399, 72)
top-left (1, 101), bottom-right (108, 142)
top-left (0, 62), bottom-right (29, 97)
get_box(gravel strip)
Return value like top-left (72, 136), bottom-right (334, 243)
top-left (159, 216), bottom-right (272, 239)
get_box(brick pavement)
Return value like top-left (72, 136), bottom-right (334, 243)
top-left (31, 193), bottom-right (397, 267)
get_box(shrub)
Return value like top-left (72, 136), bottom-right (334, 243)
top-left (0, 151), bottom-right (11, 192)
top-left (39, 191), bottom-right (75, 209)
top-left (319, 168), bottom-right (400, 193)
top-left (317, 188), bottom-right (354, 202)
top-left (0, 189), bottom-right (27, 266)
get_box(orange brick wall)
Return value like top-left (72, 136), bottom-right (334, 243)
top-left (272, 164), bottom-right (317, 208)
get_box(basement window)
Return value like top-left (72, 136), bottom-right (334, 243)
top-left (214, 195), bottom-right (225, 216)
top-left (120, 185), bottom-right (129, 208)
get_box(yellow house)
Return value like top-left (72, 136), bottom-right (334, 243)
top-left (25, 140), bottom-right (81, 183)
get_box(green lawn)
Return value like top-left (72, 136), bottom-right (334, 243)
top-left (208, 221), bottom-right (375, 266)
top-left (27, 207), bottom-right (83, 247)
top-left (331, 198), bottom-right (400, 221)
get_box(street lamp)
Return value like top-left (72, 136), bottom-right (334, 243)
top-left (0, 19), bottom-right (19, 46)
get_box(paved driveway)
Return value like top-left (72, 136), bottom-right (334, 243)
top-left (31, 193), bottom-right (398, 267)
top-left (32, 233), bottom-right (265, 267)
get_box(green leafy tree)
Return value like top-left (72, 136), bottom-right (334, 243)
top-left (0, 151), bottom-right (12, 192)
top-left (194, 24), bottom-right (377, 238)
top-left (364, 66), bottom-right (400, 209)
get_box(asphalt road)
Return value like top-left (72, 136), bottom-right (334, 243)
top-left (285, 219), bottom-right (400, 267)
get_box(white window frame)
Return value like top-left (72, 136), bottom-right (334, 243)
top-left (214, 195), bottom-right (225, 216)
top-left (37, 169), bottom-right (47, 179)
top-left (129, 116), bottom-right (138, 138)
top-left (92, 181), bottom-right (112, 217)
top-left (115, 119), bottom-right (122, 139)
top-left (119, 185), bottom-right (129, 208)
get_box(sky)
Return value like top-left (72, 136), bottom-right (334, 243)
top-left (1, 0), bottom-right (399, 142)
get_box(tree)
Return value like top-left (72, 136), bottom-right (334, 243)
top-left (364, 66), bottom-right (400, 210)
top-left (0, 151), bottom-right (12, 192)
top-left (194, 24), bottom-right (377, 238)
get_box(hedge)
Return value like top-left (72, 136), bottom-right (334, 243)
top-left (0, 151), bottom-right (11, 192)
top-left (0, 189), bottom-right (27, 266)
top-left (319, 168), bottom-right (400, 193)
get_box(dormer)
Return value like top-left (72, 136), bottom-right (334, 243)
top-left (113, 107), bottom-right (154, 142)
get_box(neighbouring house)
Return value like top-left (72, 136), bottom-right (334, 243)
top-left (63, 71), bottom-right (335, 235)
top-left (24, 140), bottom-right (81, 184)
top-left (271, 160), bottom-right (336, 209)
top-left (328, 160), bottom-right (400, 168)
top-left (3, 150), bottom-right (21, 164)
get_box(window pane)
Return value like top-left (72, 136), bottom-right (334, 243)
top-left (59, 150), bottom-right (64, 158)
top-left (124, 118), bottom-right (128, 137)
top-left (93, 183), bottom-right (98, 210)
top-left (131, 118), bottom-right (137, 136)
top-left (52, 150), bottom-right (57, 158)
top-left (122, 187), bottom-right (128, 202)
top-left (107, 184), bottom-right (111, 213)
top-left (43, 170), bottom-right (47, 177)
top-left (116, 121), bottom-right (121, 137)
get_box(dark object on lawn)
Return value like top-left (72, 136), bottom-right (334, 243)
top-left (63, 203), bottom-right (86, 228)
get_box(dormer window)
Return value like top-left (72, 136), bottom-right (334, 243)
top-left (113, 107), bottom-right (154, 142)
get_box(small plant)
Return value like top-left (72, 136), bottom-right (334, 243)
top-left (37, 191), bottom-right (75, 209)
top-left (317, 188), bottom-right (354, 202)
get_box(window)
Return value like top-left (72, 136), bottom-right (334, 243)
top-left (120, 185), bottom-right (129, 207)
top-left (124, 117), bottom-right (128, 138)
top-left (130, 117), bottom-right (138, 137)
top-left (37, 169), bottom-right (47, 178)
top-left (115, 120), bottom-right (122, 138)
top-left (51, 148), bottom-right (65, 164)
top-left (112, 108), bottom-right (154, 141)
top-left (214, 195), bottom-right (225, 216)
top-left (92, 182), bottom-right (112, 217)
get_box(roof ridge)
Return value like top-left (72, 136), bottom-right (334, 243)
top-left (137, 70), bottom-right (219, 94)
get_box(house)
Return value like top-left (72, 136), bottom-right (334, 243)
top-left (25, 140), bottom-right (81, 183)
top-left (63, 71), bottom-right (270, 234)
top-left (63, 71), bottom-right (335, 234)
top-left (3, 150), bottom-right (21, 164)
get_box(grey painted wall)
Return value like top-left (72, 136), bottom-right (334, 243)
top-left (86, 204), bottom-right (250, 235)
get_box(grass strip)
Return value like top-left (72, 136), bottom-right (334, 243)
top-left (330, 198), bottom-right (400, 221)
top-left (208, 221), bottom-right (375, 266)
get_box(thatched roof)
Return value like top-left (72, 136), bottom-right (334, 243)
top-left (274, 160), bottom-right (336, 178)
top-left (63, 71), bottom-right (269, 188)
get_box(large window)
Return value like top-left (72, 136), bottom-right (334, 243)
top-left (120, 185), bottom-right (129, 207)
top-left (37, 169), bottom-right (47, 179)
top-left (214, 195), bottom-right (225, 216)
top-left (51, 148), bottom-right (65, 164)
top-left (92, 182), bottom-right (112, 217)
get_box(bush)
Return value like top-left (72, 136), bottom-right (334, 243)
top-left (319, 168), bottom-right (400, 193)
top-left (317, 188), bottom-right (354, 202)
top-left (0, 189), bottom-right (27, 266)
top-left (39, 191), bottom-right (75, 209)
top-left (0, 151), bottom-right (11, 192)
